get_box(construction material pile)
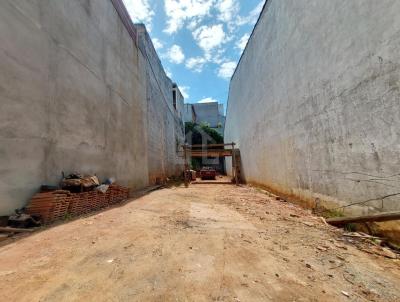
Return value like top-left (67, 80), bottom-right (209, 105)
top-left (25, 176), bottom-right (129, 224)
top-left (26, 191), bottom-right (71, 224)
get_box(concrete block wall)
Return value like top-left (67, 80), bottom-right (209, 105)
top-left (0, 0), bottom-right (183, 215)
top-left (136, 25), bottom-right (185, 185)
top-left (193, 103), bottom-right (220, 128)
top-left (225, 1), bottom-right (400, 235)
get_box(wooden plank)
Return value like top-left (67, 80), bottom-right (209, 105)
top-left (0, 227), bottom-right (36, 233)
top-left (188, 143), bottom-right (236, 148)
top-left (232, 143), bottom-right (239, 185)
top-left (184, 144), bottom-right (189, 187)
top-left (326, 211), bottom-right (400, 226)
top-left (189, 151), bottom-right (233, 157)
top-left (188, 149), bottom-right (232, 152)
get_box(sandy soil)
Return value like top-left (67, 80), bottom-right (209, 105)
top-left (0, 184), bottom-right (399, 302)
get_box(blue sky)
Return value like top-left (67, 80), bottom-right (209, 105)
top-left (122, 0), bottom-right (265, 112)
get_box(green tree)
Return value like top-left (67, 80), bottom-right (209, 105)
top-left (185, 122), bottom-right (224, 170)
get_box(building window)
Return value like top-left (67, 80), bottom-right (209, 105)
top-left (173, 89), bottom-right (177, 110)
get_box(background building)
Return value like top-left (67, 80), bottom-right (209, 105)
top-left (184, 102), bottom-right (225, 136)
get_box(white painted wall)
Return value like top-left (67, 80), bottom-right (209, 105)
top-left (225, 0), bottom-right (400, 218)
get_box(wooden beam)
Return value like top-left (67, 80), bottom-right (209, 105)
top-left (188, 143), bottom-right (236, 148)
top-left (0, 227), bottom-right (36, 233)
top-left (189, 151), bottom-right (233, 157)
top-left (188, 149), bottom-right (232, 152)
top-left (232, 143), bottom-right (239, 185)
top-left (326, 211), bottom-right (400, 226)
top-left (183, 145), bottom-right (189, 187)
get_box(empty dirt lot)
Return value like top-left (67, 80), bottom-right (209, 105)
top-left (0, 184), bottom-right (399, 301)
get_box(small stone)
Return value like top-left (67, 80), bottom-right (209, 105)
top-left (380, 248), bottom-right (397, 259)
top-left (305, 263), bottom-right (312, 269)
top-left (308, 275), bottom-right (316, 281)
top-left (341, 291), bottom-right (350, 298)
top-left (337, 255), bottom-right (346, 261)
top-left (335, 243), bottom-right (348, 250)
top-left (275, 273), bottom-right (280, 278)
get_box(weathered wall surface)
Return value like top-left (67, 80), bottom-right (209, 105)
top-left (193, 103), bottom-right (220, 128)
top-left (136, 25), bottom-right (184, 185)
top-left (0, 0), bottom-right (182, 215)
top-left (225, 0), bottom-right (400, 223)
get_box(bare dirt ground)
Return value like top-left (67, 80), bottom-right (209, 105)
top-left (0, 183), bottom-right (399, 302)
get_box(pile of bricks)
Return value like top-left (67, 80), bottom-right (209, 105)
top-left (26, 185), bottom-right (130, 224)
top-left (107, 184), bottom-right (130, 205)
top-left (68, 192), bottom-right (92, 216)
top-left (26, 191), bottom-right (71, 224)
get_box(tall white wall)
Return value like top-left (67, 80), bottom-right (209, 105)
top-left (0, 0), bottom-right (183, 215)
top-left (225, 0), bottom-right (400, 223)
top-left (136, 25), bottom-right (185, 185)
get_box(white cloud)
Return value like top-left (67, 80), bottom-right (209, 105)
top-left (152, 38), bottom-right (163, 50)
top-left (237, 1), bottom-right (264, 26)
top-left (218, 61), bottom-right (237, 79)
top-left (179, 86), bottom-right (190, 99)
top-left (236, 33), bottom-right (250, 52)
top-left (186, 57), bottom-right (207, 72)
top-left (186, 25), bottom-right (228, 72)
top-left (217, 0), bottom-right (239, 23)
top-left (198, 97), bottom-right (218, 103)
top-left (164, 0), bottom-right (215, 34)
top-left (165, 68), bottom-right (173, 78)
top-left (193, 24), bottom-right (226, 55)
top-left (123, 0), bottom-right (154, 30)
top-left (187, 19), bottom-right (200, 31)
top-left (167, 45), bottom-right (185, 64)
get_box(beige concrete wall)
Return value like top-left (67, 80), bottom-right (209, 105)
top-left (225, 0), bottom-right (400, 228)
top-left (0, 0), bottom-right (150, 215)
